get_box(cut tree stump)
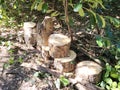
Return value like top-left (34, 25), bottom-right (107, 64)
top-left (54, 50), bottom-right (76, 72)
top-left (23, 22), bottom-right (37, 49)
top-left (75, 60), bottom-right (102, 84)
top-left (48, 34), bottom-right (71, 58)
top-left (37, 16), bottom-right (54, 47)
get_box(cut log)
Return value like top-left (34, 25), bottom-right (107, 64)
top-left (75, 61), bottom-right (102, 84)
top-left (23, 22), bottom-right (37, 49)
top-left (54, 50), bottom-right (76, 73)
top-left (48, 34), bottom-right (71, 58)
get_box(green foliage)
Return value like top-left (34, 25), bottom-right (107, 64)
top-left (106, 16), bottom-right (120, 28)
top-left (33, 71), bottom-right (50, 79)
top-left (54, 76), bottom-right (69, 89)
top-left (74, 3), bottom-right (85, 17)
top-left (60, 76), bottom-right (70, 86)
top-left (96, 35), bottom-right (111, 48)
top-left (31, 0), bottom-right (48, 13)
top-left (0, 0), bottom-right (35, 28)
top-left (99, 62), bottom-right (120, 90)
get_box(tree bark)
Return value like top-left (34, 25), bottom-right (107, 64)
top-left (37, 16), bottom-right (54, 47)
top-left (48, 34), bottom-right (71, 58)
top-left (54, 50), bottom-right (76, 72)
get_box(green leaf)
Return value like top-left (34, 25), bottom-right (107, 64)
top-left (118, 82), bottom-right (120, 88)
top-left (74, 3), bottom-right (82, 12)
top-left (106, 63), bottom-right (112, 71)
top-left (60, 76), bottom-right (70, 86)
top-left (119, 77), bottom-right (120, 81)
top-left (42, 3), bottom-right (48, 13)
top-left (112, 82), bottom-right (117, 88)
top-left (105, 71), bottom-right (110, 78)
top-left (106, 85), bottom-right (110, 90)
top-left (96, 14), bottom-right (106, 28)
top-left (31, 1), bottom-right (36, 10)
top-left (9, 57), bottom-right (14, 65)
top-left (106, 16), bottom-right (120, 28)
top-left (110, 72), bottom-right (119, 79)
top-left (51, 11), bottom-right (60, 17)
top-left (87, 9), bottom-right (97, 24)
top-left (104, 38), bottom-right (111, 48)
top-left (18, 57), bottom-right (23, 63)
top-left (100, 81), bottom-right (106, 88)
top-left (3, 63), bottom-right (10, 69)
top-left (104, 78), bottom-right (113, 86)
top-left (37, 1), bottom-right (44, 11)
top-left (97, 0), bottom-right (105, 9)
top-left (96, 35), bottom-right (103, 47)
top-left (78, 7), bottom-right (85, 17)
top-left (46, 9), bottom-right (54, 13)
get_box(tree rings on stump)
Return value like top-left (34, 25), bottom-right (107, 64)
top-left (54, 50), bottom-right (76, 73)
top-left (48, 34), bottom-right (71, 58)
top-left (75, 61), bottom-right (102, 84)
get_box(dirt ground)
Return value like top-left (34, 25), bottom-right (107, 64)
top-left (0, 23), bottom-right (101, 90)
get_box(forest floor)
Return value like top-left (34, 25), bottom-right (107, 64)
top-left (0, 19), bottom-right (103, 90)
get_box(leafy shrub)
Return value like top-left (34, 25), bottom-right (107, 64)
top-left (100, 62), bottom-right (120, 90)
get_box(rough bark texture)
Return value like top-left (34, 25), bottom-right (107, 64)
top-left (48, 34), bottom-right (71, 58)
top-left (36, 16), bottom-right (54, 61)
top-left (23, 22), bottom-right (37, 49)
top-left (54, 50), bottom-right (76, 72)
top-left (75, 61), bottom-right (102, 84)
top-left (41, 46), bottom-right (50, 61)
top-left (36, 16), bottom-right (54, 47)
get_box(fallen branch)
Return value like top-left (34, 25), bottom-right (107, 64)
top-left (79, 47), bottom-right (104, 66)
top-left (21, 62), bottom-right (61, 77)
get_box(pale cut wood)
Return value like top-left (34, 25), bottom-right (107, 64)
top-left (23, 22), bottom-right (37, 49)
top-left (75, 61), bottom-right (102, 84)
top-left (54, 50), bottom-right (76, 72)
top-left (49, 34), bottom-right (71, 58)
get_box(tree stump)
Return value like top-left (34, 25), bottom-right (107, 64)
top-left (75, 61), bottom-right (102, 84)
top-left (54, 50), bottom-right (76, 72)
top-left (23, 22), bottom-right (37, 49)
top-left (48, 34), bottom-right (71, 58)
top-left (37, 16), bottom-right (54, 47)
